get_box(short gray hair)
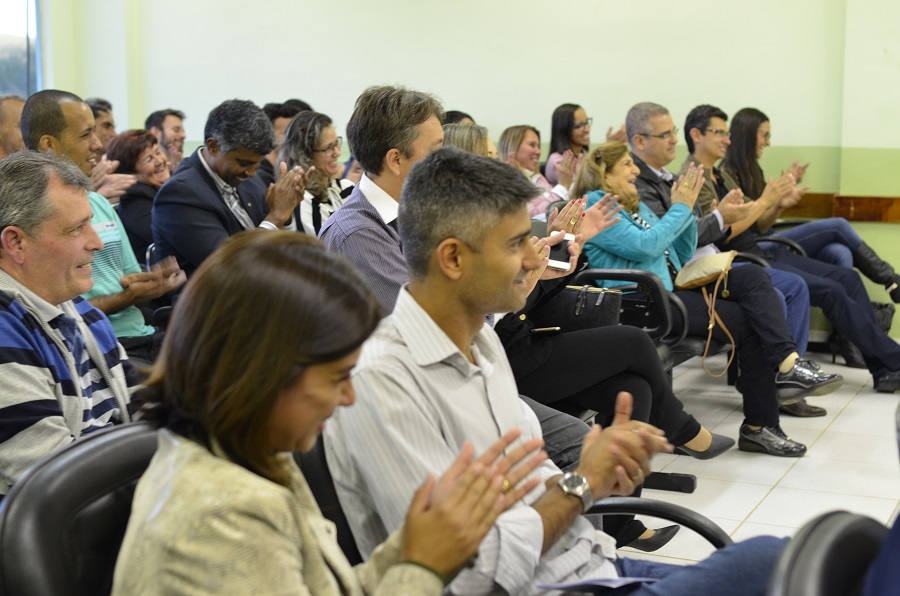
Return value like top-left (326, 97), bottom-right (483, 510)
top-left (346, 86), bottom-right (444, 175)
top-left (203, 99), bottom-right (275, 156)
top-left (0, 151), bottom-right (90, 236)
top-left (399, 147), bottom-right (540, 280)
top-left (625, 102), bottom-right (670, 147)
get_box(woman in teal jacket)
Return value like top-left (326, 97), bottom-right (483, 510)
top-left (571, 142), bottom-right (842, 458)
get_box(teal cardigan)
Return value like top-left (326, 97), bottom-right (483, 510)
top-left (582, 190), bottom-right (698, 291)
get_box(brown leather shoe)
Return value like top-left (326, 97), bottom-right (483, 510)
top-left (779, 399), bottom-right (827, 417)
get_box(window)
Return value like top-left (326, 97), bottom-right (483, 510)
top-left (0, 0), bottom-right (40, 95)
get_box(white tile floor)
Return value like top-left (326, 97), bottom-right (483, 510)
top-left (620, 353), bottom-right (900, 565)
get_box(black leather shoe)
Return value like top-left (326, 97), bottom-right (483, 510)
top-left (626, 525), bottom-right (680, 552)
top-left (738, 424), bottom-right (807, 457)
top-left (779, 399), bottom-right (827, 417)
top-left (776, 359), bottom-right (843, 404)
top-left (674, 433), bottom-right (735, 460)
top-left (873, 370), bottom-right (900, 393)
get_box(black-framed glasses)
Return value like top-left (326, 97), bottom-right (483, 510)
top-left (704, 128), bottom-right (730, 138)
top-left (573, 117), bottom-right (593, 130)
top-left (313, 137), bottom-right (343, 154)
top-left (637, 127), bottom-right (678, 140)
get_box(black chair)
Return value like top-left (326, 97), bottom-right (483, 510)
top-left (294, 437), bottom-right (363, 565)
top-left (767, 511), bottom-right (887, 596)
top-left (0, 423), bottom-right (158, 596)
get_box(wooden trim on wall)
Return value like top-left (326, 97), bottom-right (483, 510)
top-left (781, 193), bottom-right (835, 219)
top-left (833, 196), bottom-right (900, 223)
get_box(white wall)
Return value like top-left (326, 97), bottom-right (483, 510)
top-left (43, 0), bottom-right (848, 147)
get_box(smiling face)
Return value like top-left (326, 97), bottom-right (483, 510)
top-left (570, 107), bottom-right (591, 149)
top-left (19, 177), bottom-right (104, 305)
top-left (159, 114), bottom-right (185, 153)
top-left (756, 120), bottom-right (771, 159)
top-left (634, 113), bottom-right (678, 170)
top-left (512, 130), bottom-right (542, 173)
top-left (459, 206), bottom-right (542, 314)
top-left (205, 141), bottom-right (266, 187)
top-left (268, 348), bottom-right (360, 453)
top-left (694, 116), bottom-right (731, 161)
top-left (312, 124), bottom-right (343, 179)
top-left (55, 101), bottom-right (103, 175)
top-left (604, 152), bottom-right (641, 202)
top-left (134, 142), bottom-right (171, 188)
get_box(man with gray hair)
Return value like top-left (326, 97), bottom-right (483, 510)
top-left (325, 147), bottom-right (785, 595)
top-left (0, 95), bottom-right (25, 159)
top-left (152, 99), bottom-right (309, 276)
top-left (0, 151), bottom-right (138, 495)
top-left (318, 85), bottom-right (445, 313)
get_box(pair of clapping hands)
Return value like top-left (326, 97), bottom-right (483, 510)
top-left (401, 392), bottom-right (671, 581)
top-left (526, 194), bottom-right (621, 290)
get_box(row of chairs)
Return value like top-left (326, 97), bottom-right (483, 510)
top-left (0, 416), bottom-right (892, 595)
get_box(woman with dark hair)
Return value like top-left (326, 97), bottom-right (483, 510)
top-left (722, 107), bottom-right (900, 302)
top-left (498, 124), bottom-right (575, 219)
top-left (441, 110), bottom-right (474, 125)
top-left (106, 129), bottom-right (170, 260)
top-left (546, 104), bottom-right (628, 185)
top-left (279, 111), bottom-right (355, 236)
top-left (578, 142), bottom-right (843, 457)
top-left (112, 231), bottom-right (544, 595)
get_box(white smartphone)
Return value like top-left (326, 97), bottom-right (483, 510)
top-left (547, 233), bottom-right (576, 270)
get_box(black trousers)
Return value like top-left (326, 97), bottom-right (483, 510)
top-left (515, 325), bottom-right (701, 447)
top-left (769, 250), bottom-right (900, 374)
top-left (671, 265), bottom-right (793, 428)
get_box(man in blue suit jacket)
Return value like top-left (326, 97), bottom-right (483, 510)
top-left (153, 99), bottom-right (307, 276)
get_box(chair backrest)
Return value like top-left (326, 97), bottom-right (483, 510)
top-left (294, 437), bottom-right (364, 566)
top-left (767, 510), bottom-right (888, 596)
top-left (0, 423), bottom-right (158, 596)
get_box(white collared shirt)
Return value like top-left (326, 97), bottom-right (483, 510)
top-left (357, 174), bottom-right (398, 225)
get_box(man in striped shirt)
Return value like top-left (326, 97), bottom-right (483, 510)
top-left (0, 152), bottom-right (138, 495)
top-left (325, 148), bottom-right (785, 595)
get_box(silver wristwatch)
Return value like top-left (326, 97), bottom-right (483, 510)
top-left (557, 472), bottom-right (593, 513)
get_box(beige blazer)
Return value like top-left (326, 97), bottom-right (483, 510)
top-left (112, 430), bottom-right (442, 595)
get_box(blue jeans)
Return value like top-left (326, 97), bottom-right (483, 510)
top-left (764, 217), bottom-right (860, 269)
top-left (613, 536), bottom-right (787, 596)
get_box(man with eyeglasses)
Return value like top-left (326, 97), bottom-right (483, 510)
top-left (152, 99), bottom-right (309, 277)
top-left (626, 101), bottom-right (840, 437)
top-left (679, 103), bottom-right (900, 394)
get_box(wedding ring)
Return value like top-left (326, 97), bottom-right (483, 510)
top-left (632, 469), bottom-right (644, 482)
top-left (569, 218), bottom-right (578, 226)
top-left (502, 478), bottom-right (512, 493)
top-left (681, 182), bottom-right (689, 188)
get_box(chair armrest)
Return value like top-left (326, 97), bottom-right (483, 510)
top-left (571, 269), bottom-right (672, 340)
top-left (752, 236), bottom-right (808, 257)
top-left (587, 496), bottom-right (733, 549)
top-left (733, 251), bottom-right (771, 268)
top-left (662, 292), bottom-right (689, 348)
top-left (769, 218), bottom-right (812, 231)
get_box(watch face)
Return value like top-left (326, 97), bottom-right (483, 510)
top-left (561, 473), bottom-right (587, 494)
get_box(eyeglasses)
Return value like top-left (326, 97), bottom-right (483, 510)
top-left (637, 127), bottom-right (678, 140)
top-left (573, 117), bottom-right (593, 130)
top-left (760, 131), bottom-right (772, 141)
top-left (705, 128), bottom-right (730, 138)
top-left (313, 137), bottom-right (343, 154)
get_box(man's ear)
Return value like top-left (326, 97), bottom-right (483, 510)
top-left (688, 127), bottom-right (703, 148)
top-left (205, 138), bottom-right (219, 155)
top-left (433, 237), bottom-right (465, 281)
top-left (631, 134), bottom-right (645, 152)
top-left (383, 148), bottom-right (402, 177)
top-left (0, 226), bottom-right (29, 265)
top-left (37, 135), bottom-right (58, 153)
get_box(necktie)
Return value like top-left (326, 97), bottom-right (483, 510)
top-left (222, 186), bottom-right (256, 230)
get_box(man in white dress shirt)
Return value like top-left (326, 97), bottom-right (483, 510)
top-left (325, 147), bottom-right (785, 595)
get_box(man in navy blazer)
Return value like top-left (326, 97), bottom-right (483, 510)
top-left (152, 99), bottom-right (307, 276)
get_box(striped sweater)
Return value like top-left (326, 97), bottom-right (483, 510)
top-left (0, 271), bottom-right (137, 494)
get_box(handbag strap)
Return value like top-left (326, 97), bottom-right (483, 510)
top-left (699, 272), bottom-right (736, 378)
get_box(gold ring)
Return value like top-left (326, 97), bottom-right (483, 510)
top-left (502, 479), bottom-right (512, 493)
top-left (632, 470), bottom-right (644, 482)
top-left (569, 218), bottom-right (578, 226)
top-left (681, 182), bottom-right (689, 188)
